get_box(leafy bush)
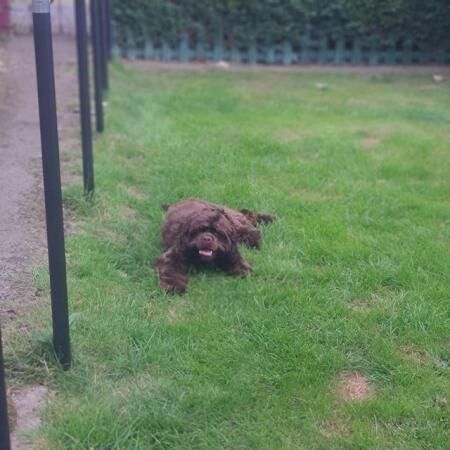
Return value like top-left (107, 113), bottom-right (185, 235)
top-left (111, 0), bottom-right (450, 49)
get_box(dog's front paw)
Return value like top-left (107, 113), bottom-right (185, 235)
top-left (161, 280), bottom-right (187, 295)
top-left (156, 249), bottom-right (188, 295)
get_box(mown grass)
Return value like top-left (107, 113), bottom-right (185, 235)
top-left (9, 65), bottom-right (450, 449)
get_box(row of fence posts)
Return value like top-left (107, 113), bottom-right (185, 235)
top-left (0, 1), bottom-right (112, 447)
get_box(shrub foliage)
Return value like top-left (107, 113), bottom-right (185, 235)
top-left (112, 0), bottom-right (450, 48)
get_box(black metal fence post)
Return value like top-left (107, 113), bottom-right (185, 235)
top-left (105, 0), bottom-right (112, 61)
top-left (0, 328), bottom-right (11, 450)
top-left (99, 0), bottom-right (108, 90)
top-left (74, 0), bottom-right (94, 194)
top-left (90, 0), bottom-right (104, 132)
top-left (32, 0), bottom-right (71, 370)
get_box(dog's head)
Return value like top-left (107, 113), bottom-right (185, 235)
top-left (180, 209), bottom-right (236, 263)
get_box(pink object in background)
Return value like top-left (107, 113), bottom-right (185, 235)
top-left (0, 0), bottom-right (10, 31)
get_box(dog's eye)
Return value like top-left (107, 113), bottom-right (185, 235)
top-left (191, 226), bottom-right (211, 236)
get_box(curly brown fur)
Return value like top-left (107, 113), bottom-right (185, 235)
top-left (156, 199), bottom-right (276, 293)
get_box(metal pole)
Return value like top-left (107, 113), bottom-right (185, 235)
top-left (74, 0), bottom-right (94, 194)
top-left (32, 0), bottom-right (71, 370)
top-left (105, 0), bottom-right (112, 61)
top-left (0, 328), bottom-right (11, 450)
top-left (99, 0), bottom-right (108, 89)
top-left (90, 0), bottom-right (104, 132)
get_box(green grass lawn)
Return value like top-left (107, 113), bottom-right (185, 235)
top-left (12, 65), bottom-right (450, 449)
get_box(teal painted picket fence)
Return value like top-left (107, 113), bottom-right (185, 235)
top-left (112, 32), bottom-right (450, 65)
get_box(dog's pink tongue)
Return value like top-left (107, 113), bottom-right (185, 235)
top-left (199, 249), bottom-right (213, 257)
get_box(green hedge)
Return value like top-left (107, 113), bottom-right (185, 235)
top-left (111, 0), bottom-right (450, 49)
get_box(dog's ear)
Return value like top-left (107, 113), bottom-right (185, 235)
top-left (213, 212), bottom-right (238, 246)
top-left (174, 221), bottom-right (192, 250)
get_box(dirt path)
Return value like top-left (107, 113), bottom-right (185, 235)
top-left (0, 35), bottom-right (80, 450)
top-left (127, 59), bottom-right (450, 76)
top-left (0, 35), bottom-right (78, 319)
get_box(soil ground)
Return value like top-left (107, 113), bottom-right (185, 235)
top-left (127, 59), bottom-right (450, 76)
top-left (0, 35), bottom-right (79, 321)
top-left (0, 34), bottom-right (79, 450)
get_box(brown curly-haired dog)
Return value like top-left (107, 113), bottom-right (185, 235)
top-left (156, 199), bottom-right (276, 293)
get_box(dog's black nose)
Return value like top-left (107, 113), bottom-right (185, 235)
top-left (201, 234), bottom-right (214, 243)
